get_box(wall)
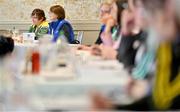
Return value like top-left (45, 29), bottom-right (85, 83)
top-left (0, 0), bottom-right (108, 44)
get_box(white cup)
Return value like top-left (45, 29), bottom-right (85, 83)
top-left (23, 33), bottom-right (35, 43)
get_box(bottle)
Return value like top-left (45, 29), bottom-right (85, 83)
top-left (32, 49), bottom-right (40, 74)
top-left (12, 27), bottom-right (20, 38)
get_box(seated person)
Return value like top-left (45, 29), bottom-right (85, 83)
top-left (48, 5), bottom-right (75, 44)
top-left (92, 3), bottom-right (146, 72)
top-left (91, 0), bottom-right (180, 110)
top-left (78, 0), bottom-right (127, 50)
top-left (91, 0), bottom-right (154, 79)
top-left (0, 35), bottom-right (14, 57)
top-left (29, 9), bottom-right (49, 40)
top-left (100, 0), bottom-right (127, 48)
top-left (95, 2), bottom-right (111, 45)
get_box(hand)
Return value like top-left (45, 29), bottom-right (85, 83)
top-left (101, 14), bottom-right (116, 33)
top-left (99, 45), bottom-right (118, 60)
top-left (105, 17), bottom-right (116, 33)
top-left (77, 45), bottom-right (92, 51)
top-left (12, 35), bottom-right (23, 43)
top-left (91, 45), bottom-right (117, 60)
top-left (91, 45), bottom-right (102, 56)
top-left (101, 14), bottom-right (115, 26)
top-left (126, 79), bottom-right (149, 100)
top-left (90, 91), bottom-right (114, 111)
top-left (106, 17), bottom-right (116, 28)
top-left (100, 13), bottom-right (110, 24)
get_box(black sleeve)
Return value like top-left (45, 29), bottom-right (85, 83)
top-left (117, 32), bottom-right (146, 72)
top-left (114, 96), bottom-right (153, 111)
top-left (117, 36), bottom-right (138, 71)
top-left (95, 30), bottom-right (103, 45)
top-left (171, 96), bottom-right (180, 110)
top-left (61, 24), bottom-right (71, 43)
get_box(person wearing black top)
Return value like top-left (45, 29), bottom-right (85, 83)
top-left (92, 6), bottom-right (146, 72)
top-left (91, 0), bottom-right (180, 111)
top-left (95, 3), bottom-right (111, 44)
top-left (0, 35), bottom-right (14, 57)
top-left (117, 31), bottom-right (146, 72)
top-left (95, 0), bottom-right (127, 45)
top-left (95, 25), bottom-right (105, 44)
top-left (114, 34), bottom-right (180, 111)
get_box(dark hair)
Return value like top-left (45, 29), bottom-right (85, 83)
top-left (31, 9), bottom-right (46, 21)
top-left (0, 35), bottom-right (14, 57)
top-left (50, 5), bottom-right (65, 20)
top-left (115, 0), bottom-right (128, 25)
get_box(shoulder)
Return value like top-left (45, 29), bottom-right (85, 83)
top-left (29, 25), bottom-right (35, 32)
top-left (29, 24), bottom-right (35, 28)
top-left (59, 20), bottom-right (72, 29)
top-left (41, 21), bottom-right (49, 27)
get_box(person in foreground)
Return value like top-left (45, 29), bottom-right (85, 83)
top-left (0, 35), bottom-right (14, 57)
top-left (91, 0), bottom-right (180, 110)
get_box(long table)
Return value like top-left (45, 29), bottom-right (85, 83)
top-left (4, 44), bottom-right (133, 111)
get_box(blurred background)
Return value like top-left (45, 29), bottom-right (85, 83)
top-left (0, 0), bottom-right (110, 44)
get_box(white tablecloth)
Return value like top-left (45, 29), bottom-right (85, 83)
top-left (8, 45), bottom-right (133, 110)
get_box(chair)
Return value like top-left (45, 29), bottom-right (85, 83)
top-left (76, 31), bottom-right (84, 44)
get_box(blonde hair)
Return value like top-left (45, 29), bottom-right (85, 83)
top-left (106, 0), bottom-right (115, 4)
top-left (100, 2), bottom-right (111, 8)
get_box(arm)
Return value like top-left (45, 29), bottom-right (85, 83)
top-left (36, 26), bottom-right (49, 39)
